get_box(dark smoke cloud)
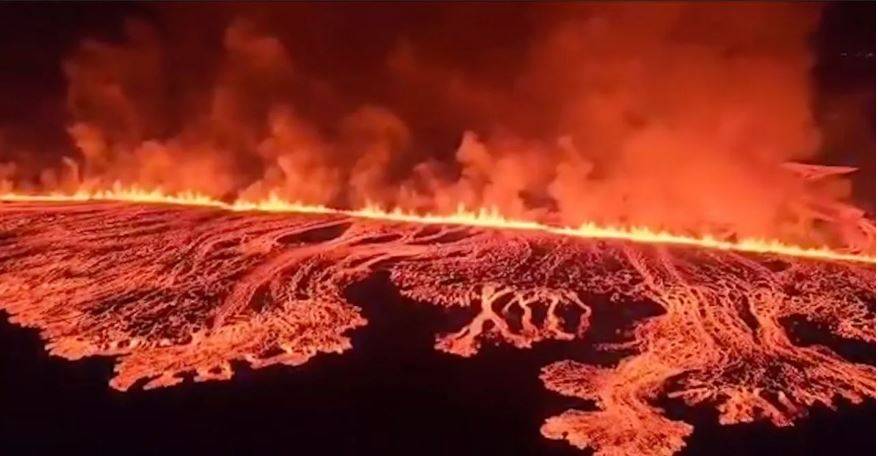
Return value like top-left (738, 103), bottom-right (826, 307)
top-left (0, 3), bottom-right (873, 248)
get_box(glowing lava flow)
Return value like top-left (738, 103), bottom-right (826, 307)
top-left (1, 186), bottom-right (874, 264)
top-left (0, 194), bottom-right (874, 455)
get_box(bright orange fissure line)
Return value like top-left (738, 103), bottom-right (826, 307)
top-left (1, 187), bottom-right (874, 264)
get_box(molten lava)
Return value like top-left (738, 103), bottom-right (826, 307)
top-left (1, 187), bottom-right (873, 264)
top-left (0, 195), bottom-right (873, 455)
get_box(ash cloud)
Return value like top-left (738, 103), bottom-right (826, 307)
top-left (0, 3), bottom-right (872, 247)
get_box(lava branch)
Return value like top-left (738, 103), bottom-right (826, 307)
top-left (436, 284), bottom-right (592, 356)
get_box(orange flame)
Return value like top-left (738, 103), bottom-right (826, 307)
top-left (1, 184), bottom-right (874, 264)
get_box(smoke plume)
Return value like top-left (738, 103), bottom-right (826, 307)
top-left (0, 3), bottom-right (872, 247)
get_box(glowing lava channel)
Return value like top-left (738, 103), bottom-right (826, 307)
top-left (0, 195), bottom-right (873, 455)
top-left (0, 186), bottom-right (874, 264)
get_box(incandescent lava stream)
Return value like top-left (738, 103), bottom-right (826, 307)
top-left (0, 199), bottom-right (873, 456)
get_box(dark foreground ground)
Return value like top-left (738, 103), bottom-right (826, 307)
top-left (0, 271), bottom-right (873, 455)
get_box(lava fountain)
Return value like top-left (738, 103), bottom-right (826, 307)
top-left (0, 195), bottom-right (873, 456)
